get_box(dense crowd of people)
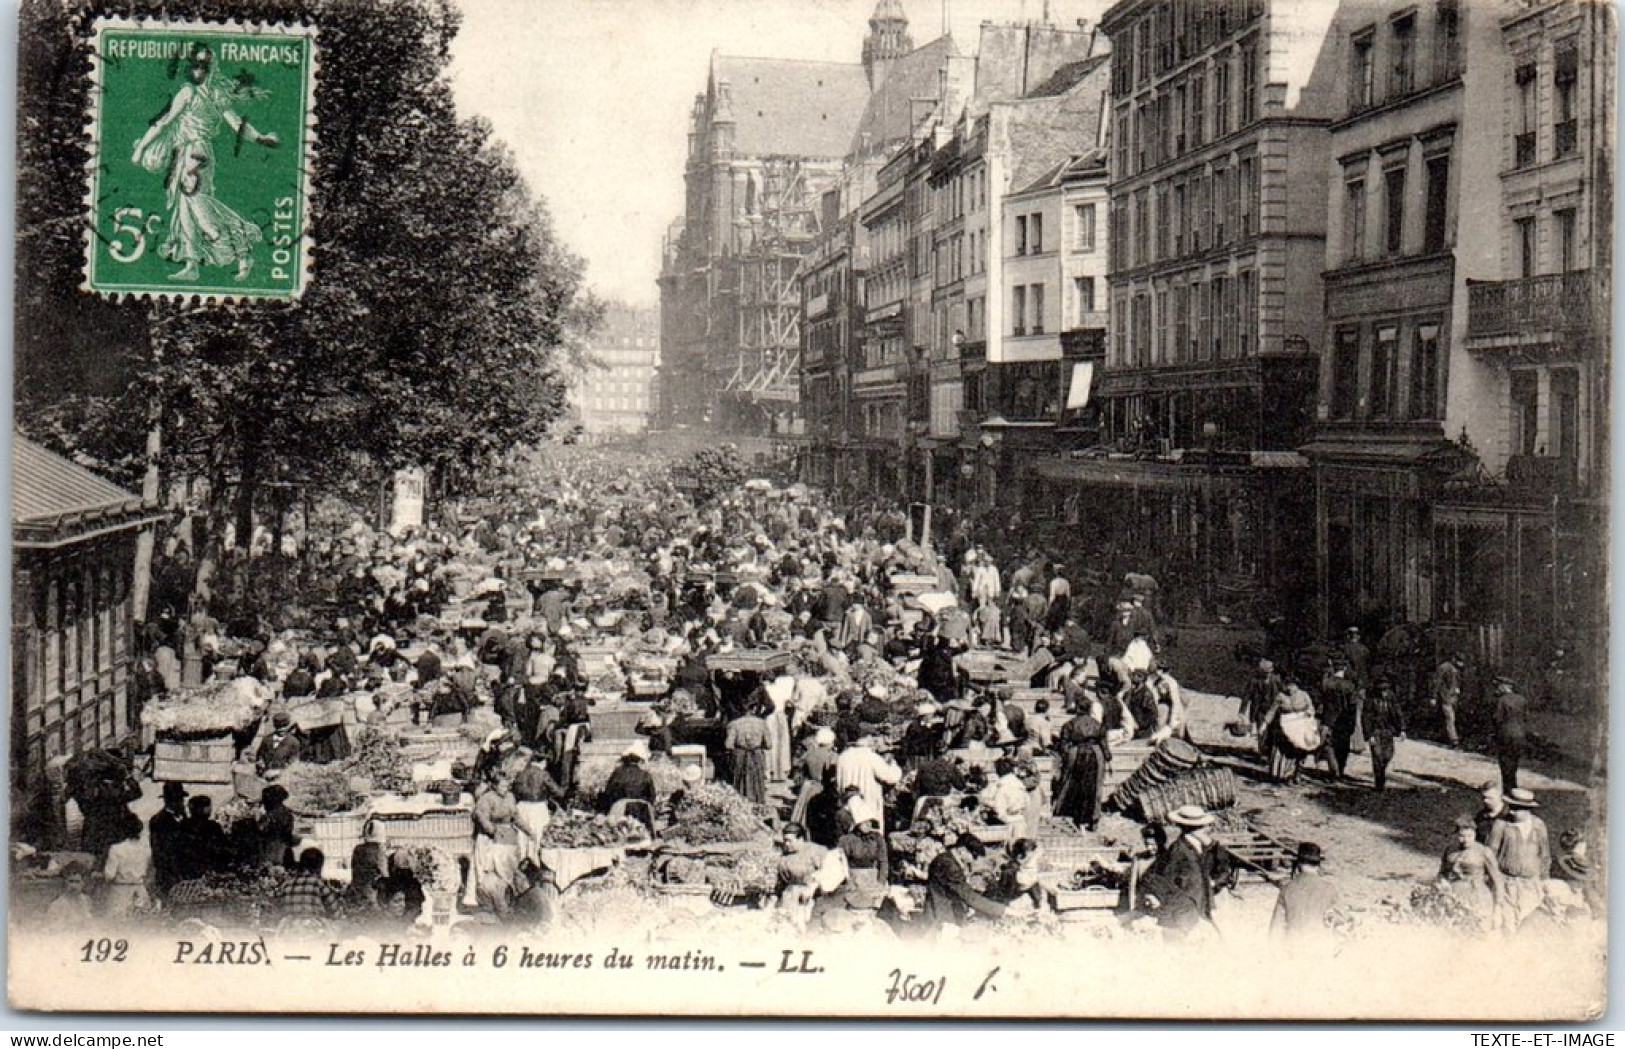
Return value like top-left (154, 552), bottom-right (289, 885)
top-left (36, 443), bottom-right (1602, 944)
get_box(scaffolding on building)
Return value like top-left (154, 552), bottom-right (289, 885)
top-left (723, 157), bottom-right (821, 410)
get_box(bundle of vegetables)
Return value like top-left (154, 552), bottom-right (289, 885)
top-left (653, 846), bottom-right (778, 895)
top-left (401, 845), bottom-right (462, 893)
top-left (1400, 882), bottom-right (1481, 930)
top-left (889, 796), bottom-right (997, 883)
top-left (213, 797), bottom-right (261, 834)
top-left (663, 782), bottom-right (773, 846)
top-left (145, 679), bottom-right (267, 736)
top-left (537, 810), bottom-right (649, 848)
top-left (346, 727), bottom-right (414, 794)
top-left (703, 845), bottom-right (780, 895)
top-left (167, 865), bottom-right (294, 919)
top-left (274, 761), bottom-right (366, 817)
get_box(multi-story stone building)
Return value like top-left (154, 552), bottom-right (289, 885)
top-left (1041, 0), bottom-right (1340, 624)
top-left (1438, 0), bottom-right (1611, 672)
top-left (1304, 0), bottom-right (1609, 669)
top-left (573, 304), bottom-right (662, 436)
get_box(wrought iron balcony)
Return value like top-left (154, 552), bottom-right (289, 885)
top-left (1466, 272), bottom-right (1597, 346)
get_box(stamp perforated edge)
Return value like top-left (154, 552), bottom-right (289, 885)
top-left (80, 14), bottom-right (319, 305)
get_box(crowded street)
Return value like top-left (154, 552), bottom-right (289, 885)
top-left (11, 440), bottom-right (1604, 954)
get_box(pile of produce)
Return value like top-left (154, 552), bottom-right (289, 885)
top-left (654, 846), bottom-right (778, 896)
top-left (274, 761), bottom-right (366, 817)
top-left (537, 810), bottom-right (649, 848)
top-left (347, 727), bottom-right (414, 794)
top-left (889, 796), bottom-right (1001, 884)
top-left (145, 679), bottom-right (268, 736)
top-left (213, 798), bottom-right (261, 834)
top-left (663, 782), bottom-right (773, 846)
top-left (167, 866), bottom-right (296, 922)
top-left (400, 845), bottom-right (462, 893)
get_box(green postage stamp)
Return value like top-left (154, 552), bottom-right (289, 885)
top-left (85, 17), bottom-right (317, 301)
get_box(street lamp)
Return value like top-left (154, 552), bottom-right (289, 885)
top-left (1202, 421), bottom-right (1219, 612)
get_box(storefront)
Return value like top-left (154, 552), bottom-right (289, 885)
top-left (11, 437), bottom-right (163, 844)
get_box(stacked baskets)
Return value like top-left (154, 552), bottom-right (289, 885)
top-left (1108, 739), bottom-right (1239, 822)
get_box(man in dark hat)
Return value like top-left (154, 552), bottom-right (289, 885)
top-left (1318, 654), bottom-right (1360, 780)
top-left (1363, 675), bottom-right (1405, 791)
top-left (148, 782), bottom-right (189, 898)
top-left (1270, 841), bottom-right (1340, 941)
top-left (1492, 675), bottom-right (1528, 791)
top-left (256, 711), bottom-right (303, 774)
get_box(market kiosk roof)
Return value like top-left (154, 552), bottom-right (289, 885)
top-left (12, 435), bottom-right (165, 549)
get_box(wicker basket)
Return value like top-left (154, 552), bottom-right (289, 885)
top-left (373, 811), bottom-right (475, 856)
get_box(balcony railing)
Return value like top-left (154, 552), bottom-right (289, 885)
top-left (1466, 272), bottom-right (1595, 341)
top-left (1506, 453), bottom-right (1578, 494)
top-left (1514, 131), bottom-right (1537, 169)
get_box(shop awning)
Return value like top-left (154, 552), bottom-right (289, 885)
top-left (12, 435), bottom-right (165, 549)
top-left (1034, 451), bottom-right (1308, 491)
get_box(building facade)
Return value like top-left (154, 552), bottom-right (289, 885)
top-left (657, 52), bottom-right (871, 433)
top-left (1302, 0), bottom-right (1609, 677)
top-left (1034, 0), bottom-right (1341, 624)
top-left (1304, 0), bottom-right (1480, 640)
top-left (574, 303), bottom-right (662, 436)
top-left (1443, 0), bottom-right (1609, 670)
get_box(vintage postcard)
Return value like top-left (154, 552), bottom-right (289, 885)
top-left (8, 0), bottom-right (1610, 1019)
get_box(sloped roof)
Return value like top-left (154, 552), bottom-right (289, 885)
top-left (13, 435), bottom-right (159, 547)
top-left (849, 35), bottom-right (960, 159)
top-left (1025, 54), bottom-right (1110, 99)
top-left (1013, 147), bottom-right (1110, 195)
top-left (713, 56), bottom-right (871, 158)
top-left (1001, 56), bottom-right (1112, 190)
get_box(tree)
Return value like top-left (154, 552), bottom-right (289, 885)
top-left (15, 0), bottom-right (600, 595)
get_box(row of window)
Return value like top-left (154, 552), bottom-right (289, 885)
top-left (1341, 142), bottom-right (1452, 263)
top-left (1328, 319), bottom-right (1441, 423)
top-left (586, 397), bottom-right (652, 413)
top-left (1112, 0), bottom-right (1265, 95)
top-left (1512, 39), bottom-right (1581, 169)
top-left (1111, 270), bottom-right (1258, 369)
top-left (933, 163), bottom-right (991, 224)
top-left (1347, 1), bottom-right (1460, 116)
top-left (1110, 153), bottom-right (1258, 271)
top-left (1011, 284), bottom-right (1047, 337)
top-left (1114, 41), bottom-right (1259, 179)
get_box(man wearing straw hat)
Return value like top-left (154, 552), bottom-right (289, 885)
top-left (1144, 805), bottom-right (1234, 940)
top-left (1485, 787), bottom-right (1552, 927)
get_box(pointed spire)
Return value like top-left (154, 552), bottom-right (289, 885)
top-left (863, 0), bottom-right (914, 90)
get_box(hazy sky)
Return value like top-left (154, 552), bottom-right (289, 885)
top-left (448, 0), bottom-right (1109, 307)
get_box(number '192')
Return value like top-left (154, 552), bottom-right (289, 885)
top-left (80, 938), bottom-right (128, 963)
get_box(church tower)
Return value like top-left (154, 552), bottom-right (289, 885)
top-left (861, 0), bottom-right (913, 90)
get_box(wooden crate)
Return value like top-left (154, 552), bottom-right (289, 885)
top-left (153, 737), bottom-right (235, 784)
top-left (1050, 885), bottom-right (1122, 911)
top-left (1103, 741), bottom-right (1156, 793)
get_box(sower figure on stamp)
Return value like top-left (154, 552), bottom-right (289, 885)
top-left (132, 43), bottom-right (279, 282)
